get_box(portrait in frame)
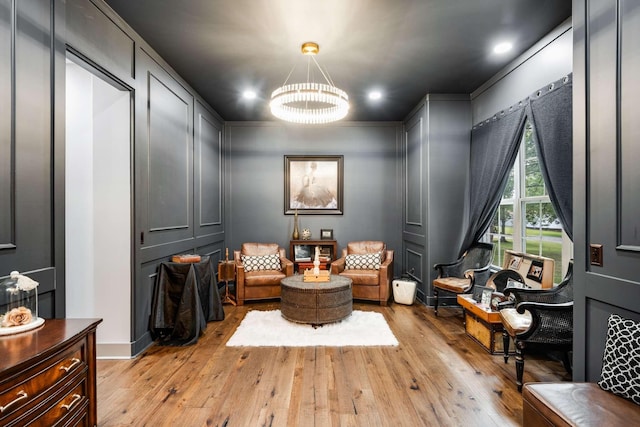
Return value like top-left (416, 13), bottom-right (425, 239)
top-left (284, 155), bottom-right (343, 215)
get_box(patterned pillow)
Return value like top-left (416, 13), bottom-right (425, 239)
top-left (598, 314), bottom-right (640, 404)
top-left (345, 252), bottom-right (381, 270)
top-left (241, 254), bottom-right (281, 272)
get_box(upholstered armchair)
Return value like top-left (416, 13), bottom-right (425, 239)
top-left (432, 242), bottom-right (494, 316)
top-left (330, 241), bottom-right (394, 306)
top-left (234, 243), bottom-right (293, 306)
top-left (499, 261), bottom-right (574, 391)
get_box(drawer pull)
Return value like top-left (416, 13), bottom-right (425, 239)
top-left (0, 390), bottom-right (28, 413)
top-left (61, 394), bottom-right (82, 411)
top-left (60, 357), bottom-right (81, 372)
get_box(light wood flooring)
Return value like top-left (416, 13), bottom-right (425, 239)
top-left (96, 301), bottom-right (570, 426)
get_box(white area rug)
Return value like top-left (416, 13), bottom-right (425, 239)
top-left (226, 310), bottom-right (399, 347)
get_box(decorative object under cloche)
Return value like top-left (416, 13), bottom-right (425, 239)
top-left (0, 271), bottom-right (44, 335)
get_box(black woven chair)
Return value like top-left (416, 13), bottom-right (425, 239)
top-left (499, 261), bottom-right (573, 391)
top-left (432, 242), bottom-right (494, 316)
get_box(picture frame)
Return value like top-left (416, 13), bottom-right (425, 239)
top-left (508, 255), bottom-right (522, 270)
top-left (526, 260), bottom-right (544, 283)
top-left (284, 155), bottom-right (343, 215)
top-left (472, 286), bottom-right (492, 303)
top-left (293, 244), bottom-right (312, 261)
top-left (481, 288), bottom-right (493, 307)
top-left (320, 229), bottom-right (333, 240)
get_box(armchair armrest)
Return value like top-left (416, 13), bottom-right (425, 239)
top-left (331, 257), bottom-right (346, 274)
top-left (280, 257), bottom-right (294, 276)
top-left (465, 265), bottom-right (492, 287)
top-left (515, 301), bottom-right (573, 342)
top-left (504, 286), bottom-right (571, 304)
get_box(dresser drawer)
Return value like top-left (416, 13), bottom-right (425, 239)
top-left (33, 376), bottom-right (88, 427)
top-left (0, 340), bottom-right (86, 422)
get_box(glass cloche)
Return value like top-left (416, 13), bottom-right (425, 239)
top-left (1, 271), bottom-right (40, 333)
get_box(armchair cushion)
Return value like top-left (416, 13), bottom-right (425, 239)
top-left (598, 314), bottom-right (640, 405)
top-left (241, 253), bottom-right (281, 272)
top-left (345, 252), bottom-right (381, 270)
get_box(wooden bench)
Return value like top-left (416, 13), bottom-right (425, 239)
top-left (523, 382), bottom-right (640, 426)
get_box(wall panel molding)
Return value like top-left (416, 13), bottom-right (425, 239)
top-left (616, 0), bottom-right (640, 251)
top-left (147, 72), bottom-right (190, 232)
top-left (196, 108), bottom-right (222, 228)
top-left (0, 0), bottom-right (15, 250)
top-left (405, 116), bottom-right (423, 226)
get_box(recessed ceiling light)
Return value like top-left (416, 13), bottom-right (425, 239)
top-left (368, 91), bottom-right (382, 101)
top-left (493, 42), bottom-right (513, 54)
top-left (243, 90), bottom-right (257, 100)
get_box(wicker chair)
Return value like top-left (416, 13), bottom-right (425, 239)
top-left (432, 242), bottom-right (494, 316)
top-left (499, 261), bottom-right (573, 391)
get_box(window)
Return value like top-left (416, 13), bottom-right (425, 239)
top-left (488, 122), bottom-right (572, 283)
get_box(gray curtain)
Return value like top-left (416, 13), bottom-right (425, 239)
top-left (460, 106), bottom-right (526, 255)
top-left (526, 75), bottom-right (573, 240)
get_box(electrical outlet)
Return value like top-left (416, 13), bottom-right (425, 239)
top-left (590, 244), bottom-right (603, 266)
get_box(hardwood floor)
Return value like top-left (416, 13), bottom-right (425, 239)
top-left (96, 302), bottom-right (570, 426)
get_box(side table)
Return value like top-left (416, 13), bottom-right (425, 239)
top-left (457, 294), bottom-right (511, 354)
top-left (218, 248), bottom-right (236, 305)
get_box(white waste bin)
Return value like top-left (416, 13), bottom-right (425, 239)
top-left (392, 279), bottom-right (417, 305)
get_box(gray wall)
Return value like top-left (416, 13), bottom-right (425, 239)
top-left (471, 19), bottom-right (572, 124)
top-left (0, 0), bottom-right (57, 317)
top-left (225, 122), bottom-right (403, 274)
top-left (403, 95), bottom-right (471, 304)
top-left (0, 0), bottom-right (226, 356)
top-left (573, 0), bottom-right (640, 381)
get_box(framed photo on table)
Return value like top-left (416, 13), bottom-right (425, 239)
top-left (472, 286), bottom-right (493, 304)
top-left (284, 155), bottom-right (343, 215)
top-left (320, 229), bottom-right (333, 239)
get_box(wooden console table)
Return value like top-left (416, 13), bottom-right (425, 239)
top-left (290, 239), bottom-right (337, 273)
top-left (0, 318), bottom-right (102, 427)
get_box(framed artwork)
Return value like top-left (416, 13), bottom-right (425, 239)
top-left (293, 244), bottom-right (312, 261)
top-left (472, 286), bottom-right (492, 303)
top-left (284, 155), bottom-right (343, 215)
top-left (481, 288), bottom-right (493, 307)
top-left (508, 255), bottom-right (523, 270)
top-left (526, 260), bottom-right (544, 283)
top-left (320, 229), bottom-right (333, 239)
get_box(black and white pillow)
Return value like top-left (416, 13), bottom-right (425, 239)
top-left (345, 252), bottom-right (381, 270)
top-left (241, 254), bottom-right (281, 272)
top-left (598, 314), bottom-right (640, 405)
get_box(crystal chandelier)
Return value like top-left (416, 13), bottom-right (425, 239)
top-left (270, 42), bottom-right (349, 124)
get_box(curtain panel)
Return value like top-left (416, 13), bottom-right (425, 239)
top-left (526, 75), bottom-right (573, 240)
top-left (460, 106), bottom-right (526, 255)
top-left (461, 74), bottom-right (573, 256)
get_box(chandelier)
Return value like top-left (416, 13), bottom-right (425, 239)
top-left (270, 42), bottom-right (349, 124)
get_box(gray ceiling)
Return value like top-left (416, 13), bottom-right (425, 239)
top-left (103, 0), bottom-right (571, 122)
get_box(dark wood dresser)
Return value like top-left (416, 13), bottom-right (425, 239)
top-left (0, 319), bottom-right (102, 427)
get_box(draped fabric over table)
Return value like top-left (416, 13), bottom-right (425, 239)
top-left (151, 256), bottom-right (224, 345)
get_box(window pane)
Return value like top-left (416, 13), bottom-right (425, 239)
top-left (490, 203), bottom-right (514, 267)
top-left (522, 201), bottom-right (564, 283)
top-left (503, 167), bottom-right (515, 199)
top-left (524, 125), bottom-right (546, 197)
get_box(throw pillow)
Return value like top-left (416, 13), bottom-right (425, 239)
top-left (241, 254), bottom-right (281, 272)
top-left (345, 252), bottom-right (381, 270)
top-left (598, 314), bottom-right (640, 405)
